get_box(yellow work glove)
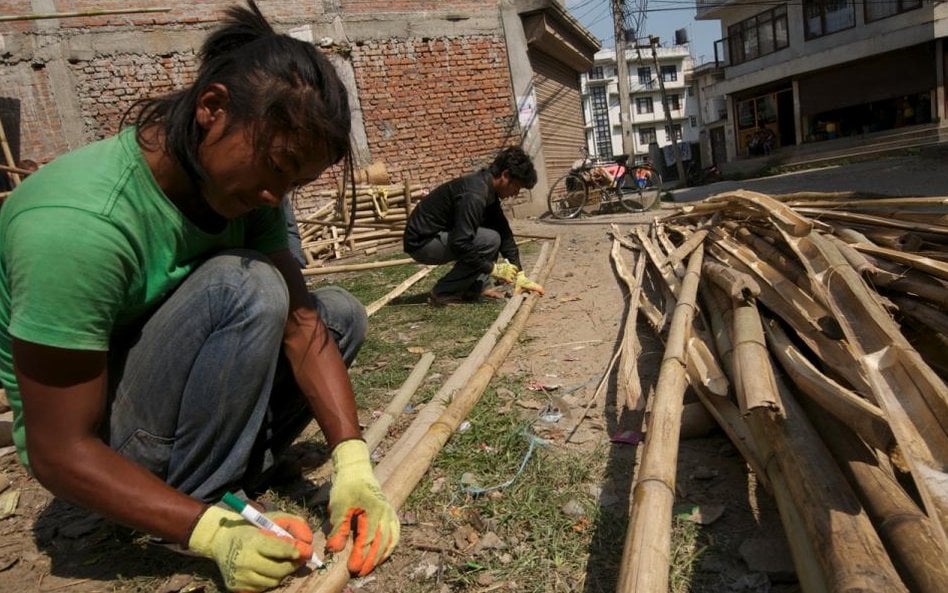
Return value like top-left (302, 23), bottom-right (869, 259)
top-left (514, 271), bottom-right (545, 296)
top-left (325, 439), bottom-right (400, 576)
top-left (490, 259), bottom-right (520, 284)
top-left (188, 506), bottom-right (313, 592)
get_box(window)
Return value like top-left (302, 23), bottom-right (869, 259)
top-left (804, 0), bottom-right (855, 39)
top-left (637, 67), bottom-right (653, 89)
top-left (727, 6), bottom-right (788, 66)
top-left (661, 65), bottom-right (677, 82)
top-left (667, 95), bottom-right (681, 111)
top-left (589, 65), bottom-right (605, 80)
top-left (639, 127), bottom-right (656, 144)
top-left (690, 116), bottom-right (697, 127)
top-left (636, 97), bottom-right (654, 114)
top-left (664, 124), bottom-right (683, 141)
top-left (865, 0), bottom-right (921, 22)
top-left (589, 86), bottom-right (613, 158)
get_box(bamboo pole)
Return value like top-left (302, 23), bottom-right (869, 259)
top-left (617, 243), bottom-right (703, 593)
top-left (783, 230), bottom-right (948, 545)
top-left (301, 352), bottom-right (436, 486)
top-left (290, 239), bottom-right (557, 593)
top-left (373, 241), bottom-right (555, 485)
top-left (301, 258), bottom-right (414, 276)
top-left (802, 402), bottom-right (948, 593)
top-left (730, 297), bottom-right (909, 592)
top-left (365, 265), bottom-right (436, 317)
top-left (362, 353), bottom-right (435, 452)
top-left (0, 120), bottom-right (21, 187)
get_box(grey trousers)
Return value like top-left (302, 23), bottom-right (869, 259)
top-left (106, 250), bottom-right (366, 502)
top-left (407, 228), bottom-right (500, 296)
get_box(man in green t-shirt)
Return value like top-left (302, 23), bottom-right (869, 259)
top-left (0, 3), bottom-right (398, 590)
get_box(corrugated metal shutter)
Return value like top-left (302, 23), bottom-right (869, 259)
top-left (530, 48), bottom-right (585, 182)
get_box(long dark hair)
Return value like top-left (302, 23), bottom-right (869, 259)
top-left (124, 0), bottom-right (353, 189)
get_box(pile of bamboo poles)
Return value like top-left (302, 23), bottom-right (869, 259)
top-left (613, 190), bottom-right (948, 593)
top-left (275, 184), bottom-right (944, 592)
top-left (295, 180), bottom-right (425, 268)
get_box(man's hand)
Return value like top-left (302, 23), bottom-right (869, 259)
top-left (514, 271), bottom-right (545, 296)
top-left (325, 439), bottom-right (400, 576)
top-left (490, 260), bottom-right (520, 284)
top-left (188, 506), bottom-right (313, 592)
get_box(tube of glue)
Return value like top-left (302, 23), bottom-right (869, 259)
top-left (221, 491), bottom-right (323, 569)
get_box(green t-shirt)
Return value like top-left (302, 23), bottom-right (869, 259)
top-left (0, 127), bottom-right (289, 470)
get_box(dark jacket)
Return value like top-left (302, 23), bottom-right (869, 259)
top-left (403, 169), bottom-right (521, 274)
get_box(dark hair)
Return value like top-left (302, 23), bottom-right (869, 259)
top-left (489, 146), bottom-right (537, 189)
top-left (124, 0), bottom-right (352, 188)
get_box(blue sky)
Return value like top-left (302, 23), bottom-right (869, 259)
top-left (564, 0), bottom-right (722, 65)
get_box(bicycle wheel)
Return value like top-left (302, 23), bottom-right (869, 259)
top-left (547, 172), bottom-right (588, 219)
top-left (619, 165), bottom-right (662, 213)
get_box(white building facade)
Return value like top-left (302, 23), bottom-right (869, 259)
top-left (696, 0), bottom-right (948, 161)
top-left (580, 45), bottom-right (699, 168)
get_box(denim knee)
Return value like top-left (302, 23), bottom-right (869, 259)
top-left (310, 286), bottom-right (367, 365)
top-left (207, 250), bottom-right (290, 328)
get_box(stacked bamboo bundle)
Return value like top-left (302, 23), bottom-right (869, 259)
top-left (614, 190), bottom-right (948, 593)
top-left (295, 178), bottom-right (426, 268)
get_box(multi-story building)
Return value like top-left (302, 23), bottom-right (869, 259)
top-left (581, 44), bottom-right (698, 169)
top-left (697, 0), bottom-right (947, 161)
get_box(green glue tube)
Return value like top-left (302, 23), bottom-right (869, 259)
top-left (221, 491), bottom-right (324, 569)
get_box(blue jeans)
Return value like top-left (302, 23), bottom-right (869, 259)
top-left (407, 228), bottom-right (500, 296)
top-left (106, 250), bottom-right (366, 502)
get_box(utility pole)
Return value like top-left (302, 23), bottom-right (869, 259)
top-left (611, 0), bottom-right (634, 157)
top-left (648, 35), bottom-right (687, 185)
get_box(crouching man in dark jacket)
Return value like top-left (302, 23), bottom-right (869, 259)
top-left (403, 147), bottom-right (545, 306)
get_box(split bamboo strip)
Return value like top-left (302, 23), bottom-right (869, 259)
top-left (849, 242), bottom-right (948, 282)
top-left (373, 241), bottom-right (555, 485)
top-left (634, 225), bottom-right (682, 294)
top-left (764, 318), bottom-right (893, 453)
top-left (610, 227), bottom-right (647, 411)
top-left (617, 244), bottom-right (703, 593)
top-left (785, 230), bottom-right (948, 546)
top-left (706, 189), bottom-right (814, 237)
top-left (796, 207), bottom-right (948, 236)
top-left (706, 241), bottom-right (871, 397)
top-left (787, 196), bottom-right (948, 210)
top-left (564, 343), bottom-right (624, 444)
top-left (732, 298), bottom-right (909, 593)
top-left (294, 239), bottom-right (557, 593)
top-left (890, 296), bottom-right (948, 336)
top-left (666, 229), bottom-right (707, 267)
top-left (365, 265), bottom-right (436, 317)
top-left (301, 258), bottom-right (414, 276)
top-left (863, 258), bottom-right (948, 310)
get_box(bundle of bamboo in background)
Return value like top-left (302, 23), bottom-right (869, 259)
top-left (613, 190), bottom-right (948, 593)
top-left (294, 169), bottom-right (426, 269)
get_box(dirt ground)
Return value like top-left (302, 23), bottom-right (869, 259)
top-left (7, 147), bottom-right (948, 593)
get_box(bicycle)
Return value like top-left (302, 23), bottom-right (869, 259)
top-left (547, 148), bottom-right (663, 219)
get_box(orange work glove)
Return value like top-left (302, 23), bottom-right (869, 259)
top-left (325, 439), bottom-right (400, 576)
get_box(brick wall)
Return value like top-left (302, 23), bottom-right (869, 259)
top-left (352, 36), bottom-right (518, 190)
top-left (0, 1), bottom-right (523, 211)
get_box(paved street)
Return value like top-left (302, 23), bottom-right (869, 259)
top-left (669, 148), bottom-right (948, 203)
